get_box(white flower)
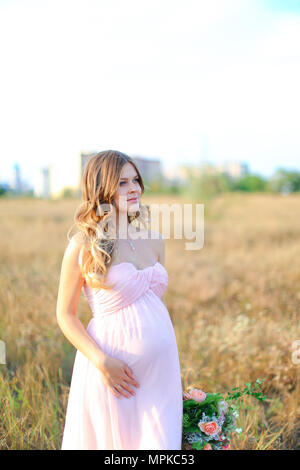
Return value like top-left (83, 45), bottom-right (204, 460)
top-left (235, 427), bottom-right (242, 433)
top-left (217, 400), bottom-right (229, 414)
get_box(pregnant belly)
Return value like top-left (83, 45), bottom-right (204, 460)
top-left (87, 298), bottom-right (178, 373)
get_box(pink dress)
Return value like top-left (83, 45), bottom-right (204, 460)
top-left (61, 261), bottom-right (183, 450)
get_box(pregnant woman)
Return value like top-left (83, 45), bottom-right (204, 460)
top-left (56, 150), bottom-right (183, 450)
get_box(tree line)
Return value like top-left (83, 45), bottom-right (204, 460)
top-left (146, 167), bottom-right (300, 200)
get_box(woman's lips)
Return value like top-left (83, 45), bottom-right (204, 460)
top-left (128, 197), bottom-right (139, 202)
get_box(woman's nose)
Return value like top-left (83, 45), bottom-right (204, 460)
top-left (128, 181), bottom-right (138, 192)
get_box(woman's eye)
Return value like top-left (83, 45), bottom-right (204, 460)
top-left (120, 178), bottom-right (139, 186)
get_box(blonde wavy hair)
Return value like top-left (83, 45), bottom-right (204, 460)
top-left (67, 150), bottom-right (150, 290)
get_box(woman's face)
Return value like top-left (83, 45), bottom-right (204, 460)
top-left (113, 162), bottom-right (142, 217)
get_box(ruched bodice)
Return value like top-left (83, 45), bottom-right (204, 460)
top-left (61, 260), bottom-right (182, 450)
top-left (83, 261), bottom-right (168, 317)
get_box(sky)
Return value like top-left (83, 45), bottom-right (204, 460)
top-left (0, 0), bottom-right (300, 189)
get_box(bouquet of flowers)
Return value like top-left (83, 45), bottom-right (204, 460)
top-left (182, 378), bottom-right (267, 450)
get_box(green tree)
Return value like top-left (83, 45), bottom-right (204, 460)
top-left (268, 168), bottom-right (300, 193)
top-left (230, 174), bottom-right (267, 192)
top-left (0, 185), bottom-right (8, 197)
top-left (61, 187), bottom-right (78, 198)
top-left (145, 176), bottom-right (182, 195)
top-left (182, 167), bottom-right (230, 201)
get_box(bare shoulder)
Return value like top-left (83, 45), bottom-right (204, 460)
top-left (57, 233), bottom-right (87, 321)
top-left (71, 231), bottom-right (88, 246)
top-left (63, 232), bottom-right (88, 272)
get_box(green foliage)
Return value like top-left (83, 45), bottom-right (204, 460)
top-left (0, 185), bottom-right (8, 197)
top-left (183, 392), bottom-right (224, 434)
top-left (226, 378), bottom-right (267, 403)
top-left (181, 168), bottom-right (230, 201)
top-left (145, 177), bottom-right (182, 195)
top-left (182, 378), bottom-right (267, 450)
top-left (60, 187), bottom-right (78, 199)
top-left (230, 174), bottom-right (268, 192)
top-left (192, 440), bottom-right (206, 450)
top-left (268, 168), bottom-right (300, 193)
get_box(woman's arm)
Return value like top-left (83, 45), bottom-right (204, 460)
top-left (56, 235), bottom-right (107, 371)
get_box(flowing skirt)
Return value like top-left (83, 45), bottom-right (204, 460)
top-left (61, 291), bottom-right (183, 450)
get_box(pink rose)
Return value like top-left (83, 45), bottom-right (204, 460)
top-left (184, 388), bottom-right (206, 402)
top-left (198, 421), bottom-right (222, 436)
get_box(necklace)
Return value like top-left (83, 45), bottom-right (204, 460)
top-left (115, 231), bottom-right (136, 251)
top-left (127, 237), bottom-right (136, 251)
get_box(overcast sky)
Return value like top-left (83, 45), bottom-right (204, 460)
top-left (0, 0), bottom-right (300, 187)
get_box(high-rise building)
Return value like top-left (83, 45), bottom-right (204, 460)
top-left (78, 152), bottom-right (163, 193)
top-left (79, 151), bottom-right (98, 186)
top-left (131, 155), bottom-right (162, 182)
top-left (48, 151), bottom-right (164, 198)
top-left (34, 167), bottom-right (51, 198)
top-left (11, 163), bottom-right (22, 193)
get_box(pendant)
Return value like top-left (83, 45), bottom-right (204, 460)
top-left (128, 240), bottom-right (136, 251)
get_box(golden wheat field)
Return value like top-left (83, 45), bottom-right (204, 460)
top-left (0, 193), bottom-right (299, 450)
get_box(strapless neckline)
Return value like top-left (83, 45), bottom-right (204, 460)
top-left (108, 260), bottom-right (166, 273)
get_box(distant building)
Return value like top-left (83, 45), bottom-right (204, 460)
top-left (79, 151), bottom-right (98, 183)
top-left (181, 160), bottom-right (249, 180)
top-left (8, 163), bottom-right (33, 194)
top-left (163, 160), bottom-right (249, 186)
top-left (48, 151), bottom-right (165, 198)
top-left (34, 167), bottom-right (51, 198)
top-left (11, 163), bottom-right (22, 193)
top-left (131, 155), bottom-right (162, 182)
top-left (163, 165), bottom-right (191, 185)
top-left (78, 152), bottom-right (163, 194)
top-left (216, 161), bottom-right (249, 180)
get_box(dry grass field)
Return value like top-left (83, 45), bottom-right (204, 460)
top-left (0, 193), bottom-right (299, 450)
